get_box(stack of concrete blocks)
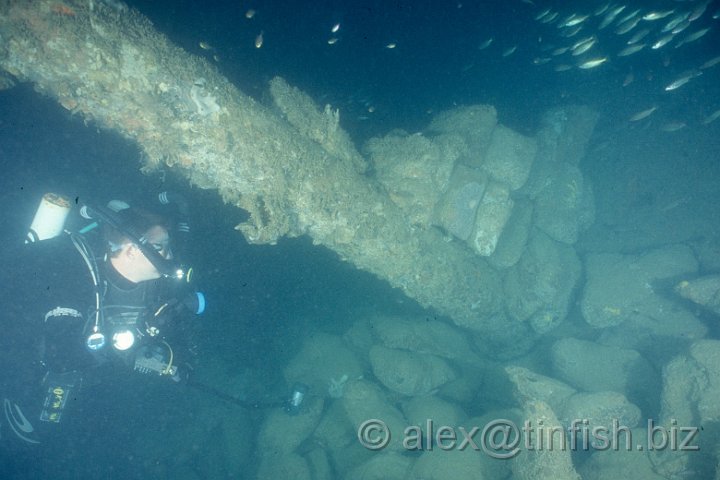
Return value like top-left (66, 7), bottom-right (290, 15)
top-left (365, 105), bottom-right (537, 258)
top-left (364, 132), bottom-right (460, 229)
top-left (499, 106), bottom-right (597, 336)
top-left (367, 105), bottom-right (597, 341)
top-left (426, 105), bottom-right (537, 258)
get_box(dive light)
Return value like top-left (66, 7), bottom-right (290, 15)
top-left (86, 330), bottom-right (106, 351)
top-left (86, 327), bottom-right (136, 351)
top-left (285, 383), bottom-right (309, 416)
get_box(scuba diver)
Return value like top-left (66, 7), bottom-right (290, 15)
top-left (0, 192), bottom-right (205, 446)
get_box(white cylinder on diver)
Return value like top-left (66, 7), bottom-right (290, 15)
top-left (26, 193), bottom-right (72, 243)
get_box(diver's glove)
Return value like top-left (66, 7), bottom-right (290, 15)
top-left (170, 364), bottom-right (192, 383)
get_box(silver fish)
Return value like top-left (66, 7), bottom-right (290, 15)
top-left (616, 8), bottom-right (641, 26)
top-left (572, 42), bottom-right (596, 56)
top-left (502, 45), bottom-right (518, 57)
top-left (599, 5), bottom-right (626, 29)
top-left (608, 5), bottom-right (627, 17)
top-left (627, 28), bottom-right (650, 44)
top-left (558, 13), bottom-right (575, 26)
top-left (533, 57), bottom-right (553, 65)
top-left (688, 0), bottom-right (710, 22)
top-left (594, 3), bottom-right (610, 16)
top-left (617, 43), bottom-right (646, 56)
top-left (702, 108), bottom-right (720, 125)
top-left (578, 57), bottom-right (608, 69)
top-left (560, 14), bottom-right (589, 27)
top-left (662, 13), bottom-right (690, 33)
top-left (660, 122), bottom-right (686, 132)
top-left (572, 35), bottom-right (595, 48)
top-left (700, 55), bottom-right (720, 70)
top-left (616, 16), bottom-right (641, 35)
top-left (675, 27), bottom-right (711, 48)
top-left (572, 36), bottom-right (596, 55)
top-left (652, 34), bottom-right (675, 49)
top-left (671, 20), bottom-right (691, 35)
top-left (664, 70), bottom-right (702, 91)
top-left (623, 72), bottom-right (634, 87)
top-left (540, 11), bottom-right (559, 23)
top-left (478, 38), bottom-right (494, 50)
top-left (642, 10), bottom-right (674, 21)
top-left (535, 8), bottom-right (552, 21)
top-left (560, 24), bottom-right (584, 37)
top-left (629, 106), bottom-right (657, 121)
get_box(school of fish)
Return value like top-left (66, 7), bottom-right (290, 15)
top-left (194, 1), bottom-right (720, 129)
top-left (487, 0), bottom-right (720, 129)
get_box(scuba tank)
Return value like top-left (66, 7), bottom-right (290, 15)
top-left (26, 193), bottom-right (72, 243)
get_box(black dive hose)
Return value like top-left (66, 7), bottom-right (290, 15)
top-left (185, 379), bottom-right (307, 414)
top-left (185, 379), bottom-right (280, 409)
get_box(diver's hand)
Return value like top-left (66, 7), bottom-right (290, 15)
top-left (170, 363), bottom-right (192, 383)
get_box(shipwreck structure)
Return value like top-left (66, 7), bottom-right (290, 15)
top-left (0, 0), bottom-right (597, 351)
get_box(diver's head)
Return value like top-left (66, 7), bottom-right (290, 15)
top-left (104, 208), bottom-right (173, 282)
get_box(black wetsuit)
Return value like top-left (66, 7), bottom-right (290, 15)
top-left (0, 233), bottom-right (192, 447)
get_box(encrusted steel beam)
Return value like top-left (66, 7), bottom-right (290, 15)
top-left (0, 0), bottom-right (503, 332)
